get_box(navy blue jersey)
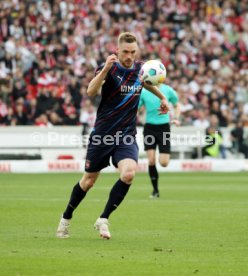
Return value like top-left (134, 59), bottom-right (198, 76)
top-left (92, 61), bottom-right (143, 136)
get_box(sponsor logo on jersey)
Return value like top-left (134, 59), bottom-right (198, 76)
top-left (120, 84), bottom-right (142, 93)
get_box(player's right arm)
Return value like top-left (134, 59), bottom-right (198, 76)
top-left (87, 54), bottom-right (118, 97)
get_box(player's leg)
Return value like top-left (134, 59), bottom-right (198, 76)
top-left (101, 158), bottom-right (136, 218)
top-left (63, 172), bottom-right (100, 219)
top-left (155, 123), bottom-right (170, 197)
top-left (159, 153), bottom-right (170, 167)
top-left (57, 136), bottom-right (113, 238)
top-left (95, 140), bottom-right (138, 239)
top-left (158, 124), bottom-right (171, 167)
top-left (57, 172), bottom-right (99, 238)
top-left (94, 158), bottom-right (137, 239)
top-left (143, 123), bottom-right (159, 198)
top-left (157, 152), bottom-right (170, 196)
top-left (158, 123), bottom-right (170, 166)
top-left (146, 149), bottom-right (159, 198)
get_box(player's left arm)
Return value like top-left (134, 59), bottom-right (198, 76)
top-left (143, 83), bottom-right (170, 114)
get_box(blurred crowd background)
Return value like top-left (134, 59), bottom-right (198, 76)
top-left (0, 0), bottom-right (248, 129)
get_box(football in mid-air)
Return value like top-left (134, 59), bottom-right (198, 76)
top-left (140, 60), bottom-right (167, 85)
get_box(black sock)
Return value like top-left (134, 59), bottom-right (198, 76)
top-left (149, 165), bottom-right (159, 193)
top-left (63, 182), bottom-right (87, 219)
top-left (100, 179), bottom-right (130, 219)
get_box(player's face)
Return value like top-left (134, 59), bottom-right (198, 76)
top-left (117, 42), bottom-right (138, 68)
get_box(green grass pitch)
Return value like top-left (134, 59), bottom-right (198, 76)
top-left (1, 172), bottom-right (248, 276)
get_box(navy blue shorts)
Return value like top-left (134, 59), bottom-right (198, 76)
top-left (84, 134), bottom-right (139, 172)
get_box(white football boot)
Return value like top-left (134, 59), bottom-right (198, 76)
top-left (94, 218), bottom-right (111, 239)
top-left (56, 217), bottom-right (71, 238)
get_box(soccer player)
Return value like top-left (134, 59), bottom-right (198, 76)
top-left (139, 83), bottom-right (180, 198)
top-left (56, 32), bottom-right (170, 239)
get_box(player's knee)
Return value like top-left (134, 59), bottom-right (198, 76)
top-left (86, 178), bottom-right (95, 190)
top-left (80, 176), bottom-right (96, 191)
top-left (148, 159), bottom-right (156, 166)
top-left (121, 169), bottom-right (136, 184)
top-left (159, 159), bottom-right (169, 167)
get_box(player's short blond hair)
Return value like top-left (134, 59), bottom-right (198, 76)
top-left (118, 32), bottom-right (137, 45)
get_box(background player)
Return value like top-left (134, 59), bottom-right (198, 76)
top-left (56, 32), bottom-right (170, 239)
top-left (139, 83), bottom-right (180, 198)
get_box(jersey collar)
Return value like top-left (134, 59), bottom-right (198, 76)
top-left (116, 62), bottom-right (136, 72)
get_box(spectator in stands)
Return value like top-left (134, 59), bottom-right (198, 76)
top-left (231, 121), bottom-right (248, 158)
top-left (0, 0), bottom-right (247, 128)
top-left (49, 111), bottom-right (63, 126)
top-left (193, 109), bottom-right (210, 129)
top-left (61, 92), bottom-right (78, 125)
top-left (68, 75), bottom-right (82, 110)
top-left (35, 113), bottom-right (51, 127)
top-left (209, 114), bottom-right (227, 159)
top-left (0, 96), bottom-right (8, 123)
top-left (192, 112), bottom-right (226, 159)
top-left (179, 95), bottom-right (194, 126)
top-left (192, 126), bottom-right (224, 159)
top-left (14, 100), bottom-right (27, 125)
top-left (12, 79), bottom-right (27, 101)
top-left (210, 100), bottom-right (228, 127)
top-left (80, 98), bottom-right (96, 136)
top-left (36, 87), bottom-right (53, 116)
top-left (26, 98), bottom-right (38, 125)
top-left (1, 106), bottom-right (15, 125)
top-left (0, 73), bottom-right (12, 104)
top-left (0, 17), bottom-right (10, 42)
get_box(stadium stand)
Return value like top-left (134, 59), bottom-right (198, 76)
top-left (0, 0), bottom-right (247, 160)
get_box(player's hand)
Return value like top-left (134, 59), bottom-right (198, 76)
top-left (103, 54), bottom-right (118, 73)
top-left (158, 98), bottom-right (170, 115)
top-left (171, 119), bottom-right (181, 126)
